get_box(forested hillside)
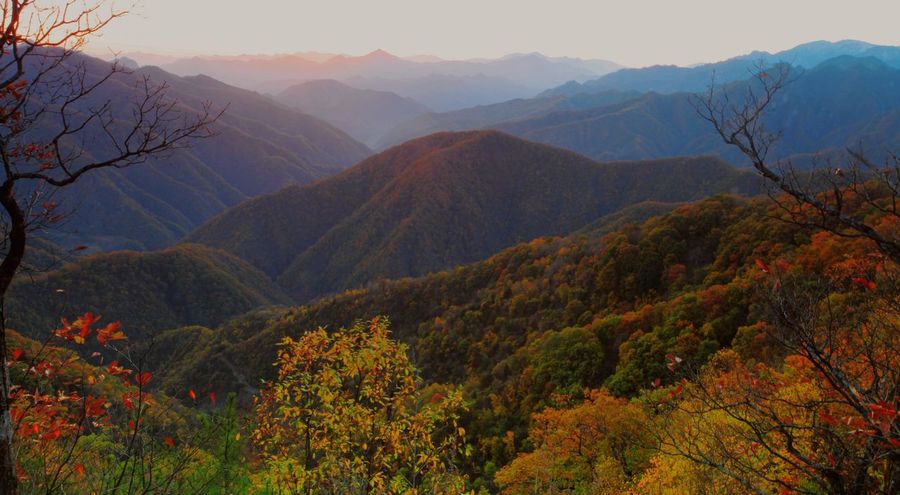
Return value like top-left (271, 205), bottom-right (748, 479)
top-left (44, 53), bottom-right (370, 251)
top-left (152, 194), bottom-right (888, 490)
top-left (189, 131), bottom-right (760, 301)
top-left (7, 244), bottom-right (292, 342)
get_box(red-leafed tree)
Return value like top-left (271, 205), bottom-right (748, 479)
top-left (652, 64), bottom-right (900, 494)
top-left (656, 255), bottom-right (899, 494)
top-left (0, 2), bottom-right (217, 492)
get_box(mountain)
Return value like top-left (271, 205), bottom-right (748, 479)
top-left (276, 80), bottom-right (431, 147)
top-left (158, 50), bottom-right (622, 95)
top-left (496, 92), bottom-right (714, 161)
top-left (542, 40), bottom-right (900, 97)
top-left (376, 90), bottom-right (641, 149)
top-left (39, 52), bottom-right (370, 251)
top-left (742, 39), bottom-right (900, 70)
top-left (6, 243), bottom-right (292, 343)
top-left (341, 74), bottom-right (539, 112)
top-left (495, 56), bottom-right (900, 162)
top-left (187, 131), bottom-right (761, 301)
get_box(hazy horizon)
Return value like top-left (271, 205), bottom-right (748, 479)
top-left (81, 0), bottom-right (900, 67)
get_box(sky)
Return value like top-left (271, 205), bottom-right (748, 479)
top-left (81, 0), bottom-right (900, 67)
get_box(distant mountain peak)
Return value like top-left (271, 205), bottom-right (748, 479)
top-left (362, 49), bottom-right (398, 60)
top-left (501, 52), bottom-right (549, 61)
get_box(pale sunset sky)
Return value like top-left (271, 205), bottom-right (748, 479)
top-left (82, 0), bottom-right (900, 67)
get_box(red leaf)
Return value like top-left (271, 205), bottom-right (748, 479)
top-left (96, 322), bottom-right (126, 345)
top-left (107, 361), bottom-right (132, 377)
top-left (209, 392), bottom-right (216, 404)
top-left (74, 464), bottom-right (84, 476)
top-left (755, 258), bottom-right (770, 273)
top-left (188, 389), bottom-right (196, 401)
top-left (83, 395), bottom-right (103, 417)
top-left (163, 436), bottom-right (174, 447)
top-left (134, 372), bottom-right (152, 387)
top-left (41, 429), bottom-right (61, 441)
top-left (10, 349), bottom-right (23, 361)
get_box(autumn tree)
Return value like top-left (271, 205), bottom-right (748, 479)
top-left (7, 313), bottom-right (232, 494)
top-left (654, 253), bottom-right (899, 495)
top-left (252, 317), bottom-right (469, 495)
top-left (495, 389), bottom-right (652, 495)
top-left (647, 66), bottom-right (900, 494)
top-left (695, 63), bottom-right (900, 264)
top-left (0, 1), bottom-right (217, 491)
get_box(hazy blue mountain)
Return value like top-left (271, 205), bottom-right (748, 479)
top-left (377, 90), bottom-right (640, 149)
top-left (542, 40), bottom-right (900, 96)
top-left (159, 49), bottom-right (622, 93)
top-left (496, 56), bottom-right (900, 162)
top-left (276, 80), bottom-right (431, 147)
top-left (36, 53), bottom-right (370, 251)
top-left (342, 73), bottom-right (540, 112)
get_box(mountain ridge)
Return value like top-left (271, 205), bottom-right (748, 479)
top-left (542, 40), bottom-right (900, 97)
top-left (187, 131), bottom-right (762, 301)
top-left (7, 243), bottom-right (293, 343)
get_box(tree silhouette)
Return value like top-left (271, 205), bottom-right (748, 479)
top-left (695, 63), bottom-right (900, 263)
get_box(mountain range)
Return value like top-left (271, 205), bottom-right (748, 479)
top-left (120, 40), bottom-right (900, 158)
top-left (376, 90), bottom-right (641, 149)
top-left (188, 131), bottom-right (761, 302)
top-left (134, 50), bottom-right (621, 112)
top-left (499, 56), bottom-right (900, 162)
top-left (541, 39), bottom-right (900, 96)
top-left (41, 53), bottom-right (370, 251)
top-left (152, 50), bottom-right (622, 94)
top-left (378, 55), bottom-right (900, 162)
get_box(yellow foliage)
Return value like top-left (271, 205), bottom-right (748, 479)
top-left (252, 317), bottom-right (468, 494)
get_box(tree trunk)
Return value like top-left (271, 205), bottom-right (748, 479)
top-left (0, 180), bottom-right (25, 495)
